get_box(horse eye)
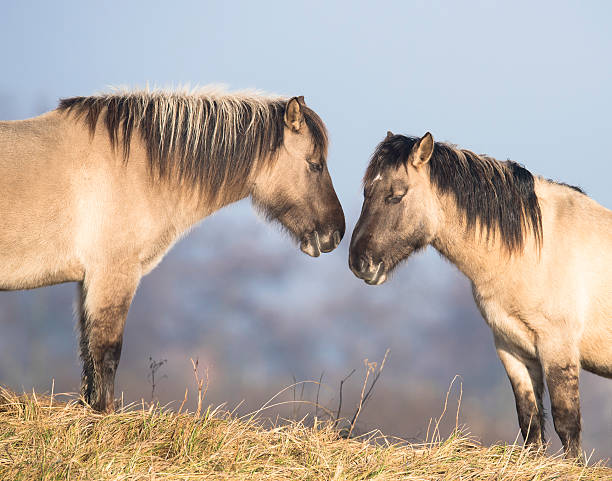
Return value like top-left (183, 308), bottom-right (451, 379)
top-left (385, 193), bottom-right (405, 204)
top-left (308, 161), bottom-right (323, 173)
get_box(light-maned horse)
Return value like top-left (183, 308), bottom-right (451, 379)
top-left (349, 132), bottom-right (611, 459)
top-left (0, 88), bottom-right (345, 413)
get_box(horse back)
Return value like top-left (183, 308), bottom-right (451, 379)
top-left (537, 181), bottom-right (612, 374)
top-left (0, 110), bottom-right (188, 290)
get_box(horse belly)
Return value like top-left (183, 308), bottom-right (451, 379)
top-left (579, 291), bottom-right (612, 378)
top-left (577, 228), bottom-right (612, 377)
top-left (0, 213), bottom-right (83, 290)
top-left (0, 135), bottom-right (82, 288)
top-left (0, 260), bottom-right (83, 290)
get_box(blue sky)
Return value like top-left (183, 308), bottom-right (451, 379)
top-left (2, 1), bottom-right (612, 455)
top-left (2, 0), bottom-right (611, 215)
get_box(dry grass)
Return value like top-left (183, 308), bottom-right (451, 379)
top-left (0, 386), bottom-right (609, 480)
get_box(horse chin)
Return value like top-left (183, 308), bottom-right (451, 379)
top-left (300, 231), bottom-right (321, 257)
top-left (365, 271), bottom-right (387, 286)
top-left (363, 261), bottom-right (388, 285)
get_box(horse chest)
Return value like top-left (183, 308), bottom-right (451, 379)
top-left (471, 286), bottom-right (537, 358)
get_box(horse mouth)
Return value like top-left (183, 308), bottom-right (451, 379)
top-left (349, 257), bottom-right (388, 285)
top-left (300, 230), bottom-right (342, 257)
top-left (300, 231), bottom-right (321, 257)
top-left (363, 261), bottom-right (387, 285)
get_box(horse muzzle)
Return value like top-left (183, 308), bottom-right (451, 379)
top-left (300, 229), bottom-right (343, 257)
top-left (349, 254), bottom-right (387, 285)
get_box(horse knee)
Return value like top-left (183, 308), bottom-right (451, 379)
top-left (514, 391), bottom-right (545, 446)
top-left (79, 307), bottom-right (129, 411)
top-left (90, 340), bottom-right (123, 412)
top-left (93, 340), bottom-right (123, 374)
top-left (552, 406), bottom-right (582, 459)
top-left (546, 364), bottom-right (582, 458)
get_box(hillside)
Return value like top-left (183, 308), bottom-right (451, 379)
top-left (0, 387), bottom-right (609, 480)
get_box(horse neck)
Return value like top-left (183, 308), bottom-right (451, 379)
top-left (149, 167), bottom-right (254, 238)
top-left (178, 182), bottom-right (251, 228)
top-left (431, 193), bottom-right (510, 285)
top-left (179, 151), bottom-right (274, 224)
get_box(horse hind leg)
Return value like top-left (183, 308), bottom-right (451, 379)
top-left (78, 268), bottom-right (140, 412)
top-left (496, 341), bottom-right (545, 447)
top-left (77, 283), bottom-right (94, 405)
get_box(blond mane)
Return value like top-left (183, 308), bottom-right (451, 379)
top-left (58, 87), bottom-right (328, 204)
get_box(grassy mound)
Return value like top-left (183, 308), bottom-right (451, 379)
top-left (0, 387), bottom-right (609, 480)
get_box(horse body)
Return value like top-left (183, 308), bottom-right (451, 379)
top-left (437, 179), bottom-right (612, 371)
top-left (1, 89), bottom-right (345, 412)
top-left (440, 178), bottom-right (612, 457)
top-left (1, 111), bottom-right (183, 290)
top-left (350, 132), bottom-right (611, 459)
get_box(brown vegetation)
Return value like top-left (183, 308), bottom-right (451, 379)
top-left (0, 386), bottom-right (609, 480)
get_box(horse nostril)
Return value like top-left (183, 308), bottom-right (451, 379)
top-left (333, 230), bottom-right (341, 248)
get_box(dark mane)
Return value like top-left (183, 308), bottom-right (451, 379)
top-left (365, 135), bottom-right (543, 252)
top-left (58, 89), bottom-right (327, 204)
top-left (547, 179), bottom-right (585, 195)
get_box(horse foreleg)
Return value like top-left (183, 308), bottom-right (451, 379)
top-left (78, 268), bottom-right (140, 412)
top-left (496, 340), bottom-right (545, 447)
top-left (538, 338), bottom-right (583, 460)
top-left (546, 365), bottom-right (582, 459)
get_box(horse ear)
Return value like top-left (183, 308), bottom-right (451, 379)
top-left (284, 97), bottom-right (303, 132)
top-left (297, 95), bottom-right (306, 105)
top-left (386, 131), bottom-right (394, 139)
top-left (412, 132), bottom-right (434, 167)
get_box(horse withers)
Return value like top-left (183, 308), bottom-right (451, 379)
top-left (349, 131), bottom-right (611, 459)
top-left (0, 88), bottom-right (345, 412)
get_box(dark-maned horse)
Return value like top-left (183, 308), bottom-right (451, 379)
top-left (349, 131), bottom-right (611, 459)
top-left (0, 88), bottom-right (345, 412)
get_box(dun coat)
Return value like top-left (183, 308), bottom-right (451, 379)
top-left (350, 131), bottom-right (611, 459)
top-left (0, 88), bottom-right (345, 412)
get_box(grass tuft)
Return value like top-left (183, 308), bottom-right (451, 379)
top-left (0, 386), bottom-right (609, 480)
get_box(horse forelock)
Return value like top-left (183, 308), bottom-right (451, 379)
top-left (364, 134), bottom-right (543, 252)
top-left (57, 87), bottom-right (327, 205)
